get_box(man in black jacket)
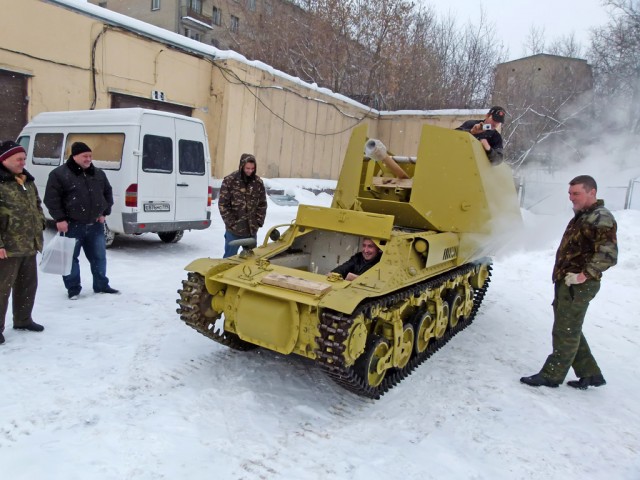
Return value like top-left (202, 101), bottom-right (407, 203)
top-left (331, 238), bottom-right (382, 281)
top-left (44, 142), bottom-right (118, 299)
top-left (456, 106), bottom-right (506, 165)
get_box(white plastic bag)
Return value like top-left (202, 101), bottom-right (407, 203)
top-left (40, 234), bottom-right (76, 275)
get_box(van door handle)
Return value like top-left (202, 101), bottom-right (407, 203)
top-left (177, 183), bottom-right (189, 187)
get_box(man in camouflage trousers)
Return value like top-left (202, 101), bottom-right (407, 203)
top-left (521, 175), bottom-right (618, 389)
top-left (0, 141), bottom-right (46, 345)
top-left (218, 153), bottom-right (267, 258)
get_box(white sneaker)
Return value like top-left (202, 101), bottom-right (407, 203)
top-left (69, 294), bottom-right (79, 300)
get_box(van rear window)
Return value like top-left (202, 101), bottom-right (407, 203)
top-left (179, 140), bottom-right (205, 175)
top-left (143, 135), bottom-right (173, 173)
top-left (66, 133), bottom-right (125, 170)
top-left (33, 133), bottom-right (64, 166)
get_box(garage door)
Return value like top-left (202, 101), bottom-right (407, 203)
top-left (111, 93), bottom-right (192, 117)
top-left (0, 70), bottom-right (28, 140)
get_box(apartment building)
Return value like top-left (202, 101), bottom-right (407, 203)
top-left (89, 0), bottom-right (280, 50)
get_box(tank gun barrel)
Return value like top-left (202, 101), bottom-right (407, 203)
top-left (364, 139), bottom-right (410, 179)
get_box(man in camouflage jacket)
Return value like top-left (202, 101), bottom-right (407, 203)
top-left (0, 141), bottom-right (46, 344)
top-left (218, 154), bottom-right (267, 258)
top-left (521, 175), bottom-right (618, 389)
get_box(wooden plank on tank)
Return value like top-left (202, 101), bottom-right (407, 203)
top-left (262, 272), bottom-right (331, 295)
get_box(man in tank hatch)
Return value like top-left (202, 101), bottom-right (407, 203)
top-left (330, 238), bottom-right (382, 281)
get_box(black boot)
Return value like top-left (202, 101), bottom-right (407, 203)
top-left (13, 321), bottom-right (44, 332)
top-left (96, 286), bottom-right (119, 294)
top-left (520, 373), bottom-right (560, 388)
top-left (0, 332), bottom-right (4, 345)
top-left (567, 374), bottom-right (606, 389)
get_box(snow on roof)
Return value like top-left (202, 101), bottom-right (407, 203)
top-left (380, 109), bottom-right (488, 116)
top-left (181, 16), bottom-right (214, 30)
top-left (24, 108), bottom-right (203, 128)
top-left (49, 0), bottom-right (487, 118)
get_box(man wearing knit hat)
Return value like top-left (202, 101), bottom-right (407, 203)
top-left (455, 106), bottom-right (506, 165)
top-left (0, 140), bottom-right (46, 344)
top-left (44, 141), bottom-right (118, 300)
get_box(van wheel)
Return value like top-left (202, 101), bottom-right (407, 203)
top-left (158, 230), bottom-right (184, 243)
top-left (104, 223), bottom-right (116, 248)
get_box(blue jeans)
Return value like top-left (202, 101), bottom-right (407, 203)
top-left (223, 230), bottom-right (256, 258)
top-left (63, 222), bottom-right (109, 294)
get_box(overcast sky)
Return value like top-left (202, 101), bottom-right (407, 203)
top-left (425, 0), bottom-right (611, 60)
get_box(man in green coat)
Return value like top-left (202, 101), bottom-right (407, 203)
top-left (218, 154), bottom-right (267, 258)
top-left (521, 175), bottom-right (618, 389)
top-left (0, 141), bottom-right (46, 345)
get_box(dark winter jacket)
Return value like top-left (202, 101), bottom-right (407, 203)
top-left (552, 199), bottom-right (618, 282)
top-left (44, 157), bottom-right (113, 224)
top-left (331, 251), bottom-right (382, 279)
top-left (0, 165), bottom-right (45, 256)
top-left (218, 160), bottom-right (267, 237)
top-left (456, 120), bottom-right (504, 165)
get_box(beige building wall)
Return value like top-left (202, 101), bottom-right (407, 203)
top-left (1, 0), bottom-right (479, 180)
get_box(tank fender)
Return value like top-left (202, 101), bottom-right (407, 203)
top-left (184, 257), bottom-right (235, 276)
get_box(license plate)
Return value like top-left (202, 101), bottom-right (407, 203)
top-left (143, 202), bottom-right (170, 212)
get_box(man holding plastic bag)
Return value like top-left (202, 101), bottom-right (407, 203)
top-left (44, 142), bottom-right (118, 300)
top-left (0, 141), bottom-right (46, 345)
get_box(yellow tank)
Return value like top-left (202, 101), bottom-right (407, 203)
top-left (177, 123), bottom-right (522, 398)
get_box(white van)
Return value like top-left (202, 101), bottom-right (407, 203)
top-left (17, 108), bottom-right (212, 246)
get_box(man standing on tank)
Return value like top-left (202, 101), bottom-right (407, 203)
top-left (44, 142), bottom-right (119, 300)
top-left (456, 106), bottom-right (506, 165)
top-left (521, 175), bottom-right (617, 390)
top-left (218, 153), bottom-right (267, 258)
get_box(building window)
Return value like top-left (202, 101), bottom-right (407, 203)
top-left (151, 0), bottom-right (160, 10)
top-left (212, 6), bottom-right (221, 25)
top-left (230, 15), bottom-right (240, 33)
top-left (247, 0), bottom-right (256, 11)
top-left (183, 28), bottom-right (201, 41)
top-left (189, 0), bottom-right (202, 14)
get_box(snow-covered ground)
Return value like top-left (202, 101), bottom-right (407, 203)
top-left (1, 184), bottom-right (638, 480)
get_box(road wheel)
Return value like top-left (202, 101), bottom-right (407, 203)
top-left (355, 336), bottom-right (391, 388)
top-left (434, 301), bottom-right (449, 339)
top-left (412, 309), bottom-right (435, 354)
top-left (447, 291), bottom-right (464, 329)
top-left (158, 230), bottom-right (184, 243)
top-left (396, 323), bottom-right (414, 369)
top-left (104, 223), bottom-right (116, 248)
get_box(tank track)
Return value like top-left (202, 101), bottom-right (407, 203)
top-left (315, 262), bottom-right (492, 399)
top-left (176, 272), bottom-right (256, 351)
